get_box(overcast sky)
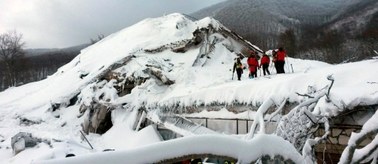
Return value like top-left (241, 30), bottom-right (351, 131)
top-left (0, 0), bottom-right (225, 49)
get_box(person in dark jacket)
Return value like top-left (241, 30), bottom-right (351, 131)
top-left (260, 54), bottom-right (270, 76)
top-left (247, 54), bottom-right (259, 79)
top-left (233, 58), bottom-right (244, 80)
top-left (276, 47), bottom-right (286, 74)
top-left (272, 50), bottom-right (278, 74)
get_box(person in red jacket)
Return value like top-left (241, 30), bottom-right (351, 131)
top-left (276, 47), bottom-right (286, 74)
top-left (260, 54), bottom-right (270, 76)
top-left (247, 54), bottom-right (259, 79)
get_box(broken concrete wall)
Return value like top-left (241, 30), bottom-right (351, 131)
top-left (80, 101), bottom-right (113, 134)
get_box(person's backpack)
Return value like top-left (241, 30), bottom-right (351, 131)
top-left (236, 62), bottom-right (243, 69)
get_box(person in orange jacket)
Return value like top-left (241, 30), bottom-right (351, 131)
top-left (276, 47), bottom-right (286, 74)
top-left (247, 54), bottom-right (259, 79)
top-left (260, 54), bottom-right (270, 76)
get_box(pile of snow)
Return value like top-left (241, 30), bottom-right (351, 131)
top-left (39, 134), bottom-right (303, 164)
top-left (0, 13), bottom-right (378, 163)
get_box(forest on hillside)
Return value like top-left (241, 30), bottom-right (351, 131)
top-left (0, 31), bottom-right (98, 91)
top-left (193, 0), bottom-right (378, 64)
top-left (0, 50), bottom-right (78, 91)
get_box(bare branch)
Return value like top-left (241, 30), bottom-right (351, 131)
top-left (326, 74), bottom-right (334, 102)
top-left (90, 34), bottom-right (105, 44)
top-left (296, 92), bottom-right (315, 98)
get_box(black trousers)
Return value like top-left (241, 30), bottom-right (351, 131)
top-left (236, 69), bottom-right (243, 80)
top-left (276, 61), bottom-right (285, 74)
top-left (262, 64), bottom-right (270, 75)
top-left (252, 70), bottom-right (257, 78)
top-left (249, 70), bottom-right (257, 78)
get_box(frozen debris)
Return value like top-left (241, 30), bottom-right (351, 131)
top-left (11, 132), bottom-right (42, 155)
top-left (276, 106), bottom-right (317, 151)
top-left (81, 101), bottom-right (113, 134)
top-left (19, 117), bottom-right (42, 126)
top-left (0, 134), bottom-right (4, 142)
top-left (144, 67), bottom-right (174, 85)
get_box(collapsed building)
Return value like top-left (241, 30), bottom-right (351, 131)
top-left (3, 13), bottom-right (377, 163)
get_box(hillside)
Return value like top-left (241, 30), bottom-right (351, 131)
top-left (325, 0), bottom-right (378, 37)
top-left (192, 0), bottom-right (355, 48)
top-left (0, 44), bottom-right (88, 92)
top-left (24, 44), bottom-right (89, 57)
top-left (0, 13), bottom-right (378, 163)
top-left (192, 0), bottom-right (377, 64)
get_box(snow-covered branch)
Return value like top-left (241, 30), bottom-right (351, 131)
top-left (296, 92), bottom-right (314, 98)
top-left (244, 98), bottom-right (274, 140)
top-left (354, 135), bottom-right (378, 163)
top-left (326, 75), bottom-right (334, 102)
top-left (267, 98), bottom-right (287, 122)
top-left (302, 117), bottom-right (330, 163)
top-left (339, 109), bottom-right (378, 164)
top-left (276, 76), bottom-right (335, 158)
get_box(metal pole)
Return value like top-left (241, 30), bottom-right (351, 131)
top-left (246, 120), bottom-right (249, 133)
top-left (285, 58), bottom-right (290, 73)
top-left (291, 64), bottom-right (294, 73)
top-left (80, 131), bottom-right (94, 150)
top-left (259, 68), bottom-right (261, 77)
top-left (236, 119), bottom-right (239, 134)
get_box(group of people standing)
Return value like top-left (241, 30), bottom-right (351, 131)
top-left (233, 47), bottom-right (286, 81)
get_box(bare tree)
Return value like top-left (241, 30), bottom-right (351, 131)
top-left (0, 30), bottom-right (25, 87)
top-left (278, 29), bottom-right (297, 57)
top-left (90, 34), bottom-right (105, 44)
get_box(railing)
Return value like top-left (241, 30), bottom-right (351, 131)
top-left (186, 117), bottom-right (252, 134)
top-left (156, 116), bottom-right (278, 135)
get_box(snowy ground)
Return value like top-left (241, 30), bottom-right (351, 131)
top-left (0, 13), bottom-right (378, 163)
